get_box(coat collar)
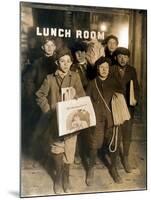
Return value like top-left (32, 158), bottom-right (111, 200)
top-left (54, 69), bottom-right (72, 77)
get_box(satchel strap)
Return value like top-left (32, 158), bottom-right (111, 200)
top-left (95, 79), bottom-right (111, 113)
top-left (109, 126), bottom-right (119, 152)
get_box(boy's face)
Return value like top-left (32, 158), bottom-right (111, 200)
top-left (107, 39), bottom-right (118, 53)
top-left (58, 55), bottom-right (72, 73)
top-left (42, 40), bottom-right (56, 56)
top-left (98, 62), bottom-right (109, 79)
top-left (75, 50), bottom-right (86, 63)
top-left (117, 54), bottom-right (129, 67)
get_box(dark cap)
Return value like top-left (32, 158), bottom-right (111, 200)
top-left (104, 34), bottom-right (119, 45)
top-left (95, 56), bottom-right (112, 67)
top-left (71, 41), bottom-right (87, 53)
top-left (56, 47), bottom-right (73, 60)
top-left (41, 36), bottom-right (56, 46)
top-left (114, 47), bottom-right (130, 57)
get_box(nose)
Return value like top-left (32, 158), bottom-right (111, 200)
top-left (121, 56), bottom-right (125, 61)
top-left (78, 52), bottom-right (82, 57)
top-left (103, 67), bottom-right (107, 72)
top-left (64, 62), bottom-right (68, 66)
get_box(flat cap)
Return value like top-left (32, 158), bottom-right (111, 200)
top-left (114, 47), bottom-right (130, 57)
top-left (104, 34), bottom-right (119, 45)
top-left (56, 47), bottom-right (73, 60)
top-left (71, 41), bottom-right (87, 53)
top-left (40, 36), bottom-right (56, 46)
top-left (95, 56), bottom-right (112, 67)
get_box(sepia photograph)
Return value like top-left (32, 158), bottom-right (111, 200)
top-left (20, 1), bottom-right (147, 198)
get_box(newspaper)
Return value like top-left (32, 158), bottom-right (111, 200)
top-left (56, 96), bottom-right (96, 136)
top-left (61, 87), bottom-right (76, 101)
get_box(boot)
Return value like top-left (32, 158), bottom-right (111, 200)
top-left (121, 121), bottom-right (132, 173)
top-left (110, 152), bottom-right (122, 184)
top-left (122, 155), bottom-right (132, 173)
top-left (85, 149), bottom-right (96, 186)
top-left (52, 153), bottom-right (63, 194)
top-left (109, 166), bottom-right (122, 184)
top-left (86, 166), bottom-right (94, 186)
top-left (63, 164), bottom-right (71, 193)
top-left (74, 138), bottom-right (81, 165)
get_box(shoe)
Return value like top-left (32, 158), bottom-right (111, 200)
top-left (54, 179), bottom-right (63, 194)
top-left (86, 167), bottom-right (94, 186)
top-left (122, 156), bottom-right (132, 173)
top-left (52, 153), bottom-right (63, 194)
top-left (109, 167), bottom-right (123, 184)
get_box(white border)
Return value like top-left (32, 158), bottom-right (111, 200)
top-left (0, 0), bottom-right (150, 200)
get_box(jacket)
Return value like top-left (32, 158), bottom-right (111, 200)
top-left (87, 75), bottom-right (123, 128)
top-left (111, 65), bottom-right (139, 107)
top-left (35, 70), bottom-right (86, 143)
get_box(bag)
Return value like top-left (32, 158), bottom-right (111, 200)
top-left (111, 93), bottom-right (131, 125)
top-left (56, 96), bottom-right (96, 136)
top-left (130, 80), bottom-right (137, 106)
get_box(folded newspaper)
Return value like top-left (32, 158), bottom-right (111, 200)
top-left (56, 96), bottom-right (96, 136)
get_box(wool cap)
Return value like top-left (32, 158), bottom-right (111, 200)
top-left (41, 36), bottom-right (56, 46)
top-left (114, 47), bottom-right (130, 57)
top-left (95, 56), bottom-right (112, 67)
top-left (71, 40), bottom-right (87, 53)
top-left (56, 47), bottom-right (73, 60)
top-left (104, 34), bottom-right (119, 45)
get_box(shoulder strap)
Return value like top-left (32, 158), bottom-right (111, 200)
top-left (95, 79), bottom-right (111, 113)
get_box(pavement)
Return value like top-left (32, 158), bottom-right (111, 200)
top-left (20, 123), bottom-right (147, 197)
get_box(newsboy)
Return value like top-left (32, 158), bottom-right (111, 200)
top-left (36, 47), bottom-right (85, 194)
top-left (111, 47), bottom-right (139, 173)
top-left (86, 57), bottom-right (123, 185)
top-left (22, 36), bottom-right (57, 152)
top-left (71, 40), bottom-right (95, 164)
top-left (104, 34), bottom-right (119, 65)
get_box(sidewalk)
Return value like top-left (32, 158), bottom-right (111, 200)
top-left (21, 123), bottom-right (147, 197)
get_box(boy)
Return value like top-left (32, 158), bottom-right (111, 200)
top-left (104, 35), bottom-right (119, 65)
top-left (86, 57), bottom-right (123, 185)
top-left (36, 48), bottom-right (85, 194)
top-left (111, 47), bottom-right (139, 173)
top-left (22, 37), bottom-right (57, 152)
top-left (71, 40), bottom-right (95, 90)
top-left (23, 36), bottom-right (57, 97)
top-left (71, 41), bottom-right (95, 164)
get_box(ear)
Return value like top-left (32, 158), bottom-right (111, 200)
top-left (41, 46), bottom-right (44, 51)
top-left (55, 60), bottom-right (59, 66)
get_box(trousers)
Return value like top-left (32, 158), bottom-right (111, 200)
top-left (49, 134), bottom-right (77, 164)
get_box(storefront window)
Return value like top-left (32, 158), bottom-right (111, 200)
top-left (90, 12), bottom-right (129, 47)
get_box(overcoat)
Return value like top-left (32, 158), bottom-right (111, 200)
top-left (111, 65), bottom-right (139, 111)
top-left (23, 55), bottom-right (57, 97)
top-left (35, 70), bottom-right (86, 147)
top-left (22, 55), bottom-right (58, 148)
top-left (86, 75), bottom-right (123, 149)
